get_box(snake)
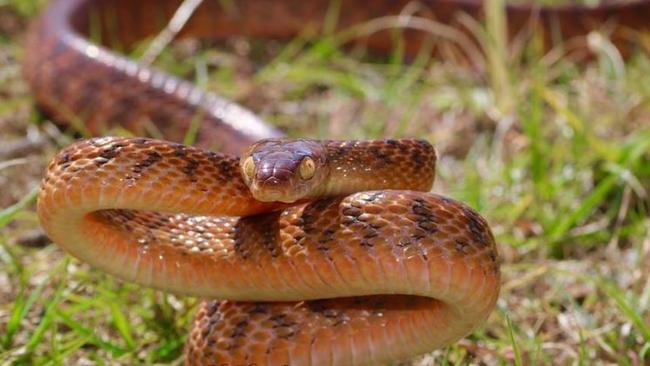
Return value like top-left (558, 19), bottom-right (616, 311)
top-left (24, 0), bottom-right (650, 364)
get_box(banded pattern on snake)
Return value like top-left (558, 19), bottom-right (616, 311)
top-left (26, 0), bottom-right (650, 364)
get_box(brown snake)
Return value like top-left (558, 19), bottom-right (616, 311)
top-left (26, 0), bottom-right (650, 364)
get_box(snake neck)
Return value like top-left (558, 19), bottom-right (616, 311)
top-left (319, 139), bottom-right (437, 198)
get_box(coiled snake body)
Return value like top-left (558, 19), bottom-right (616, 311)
top-left (27, 0), bottom-right (650, 364)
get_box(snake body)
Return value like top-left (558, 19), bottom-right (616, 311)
top-left (39, 136), bottom-right (498, 364)
top-left (26, 0), bottom-right (650, 364)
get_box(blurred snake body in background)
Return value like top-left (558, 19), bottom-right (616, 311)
top-left (25, 0), bottom-right (650, 364)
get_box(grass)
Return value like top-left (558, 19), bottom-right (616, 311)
top-left (1, 0), bottom-right (650, 364)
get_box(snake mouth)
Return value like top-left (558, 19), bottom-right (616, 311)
top-left (257, 190), bottom-right (290, 203)
top-left (249, 183), bottom-right (295, 203)
top-left (249, 170), bottom-right (304, 203)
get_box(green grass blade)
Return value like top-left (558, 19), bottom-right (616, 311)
top-left (598, 281), bottom-right (650, 342)
top-left (105, 296), bottom-right (135, 349)
top-left (506, 314), bottom-right (523, 366)
top-left (0, 185), bottom-right (38, 228)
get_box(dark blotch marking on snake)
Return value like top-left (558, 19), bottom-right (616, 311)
top-left (411, 198), bottom-right (438, 238)
top-left (95, 142), bottom-right (126, 167)
top-left (207, 151), bottom-right (237, 182)
top-left (269, 313), bottom-right (298, 339)
top-left (183, 158), bottom-right (200, 179)
top-left (369, 145), bottom-right (391, 164)
top-left (463, 207), bottom-right (489, 247)
top-left (231, 319), bottom-right (249, 340)
top-left (56, 152), bottom-right (71, 170)
top-left (132, 151), bottom-right (162, 174)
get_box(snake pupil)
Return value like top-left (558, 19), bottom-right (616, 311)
top-left (299, 157), bottom-right (315, 180)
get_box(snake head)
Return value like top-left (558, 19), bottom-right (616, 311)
top-left (240, 139), bottom-right (329, 203)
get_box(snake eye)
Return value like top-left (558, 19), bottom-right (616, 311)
top-left (242, 156), bottom-right (255, 181)
top-left (298, 157), bottom-right (315, 180)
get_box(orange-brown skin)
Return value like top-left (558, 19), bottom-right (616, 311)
top-left (39, 137), bottom-right (498, 364)
top-left (28, 0), bottom-right (650, 364)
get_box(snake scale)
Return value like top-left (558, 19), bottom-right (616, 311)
top-left (25, 0), bottom-right (650, 364)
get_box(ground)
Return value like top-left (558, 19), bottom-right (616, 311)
top-left (1, 0), bottom-right (649, 365)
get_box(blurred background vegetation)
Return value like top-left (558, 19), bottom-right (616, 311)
top-left (1, 0), bottom-right (649, 364)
